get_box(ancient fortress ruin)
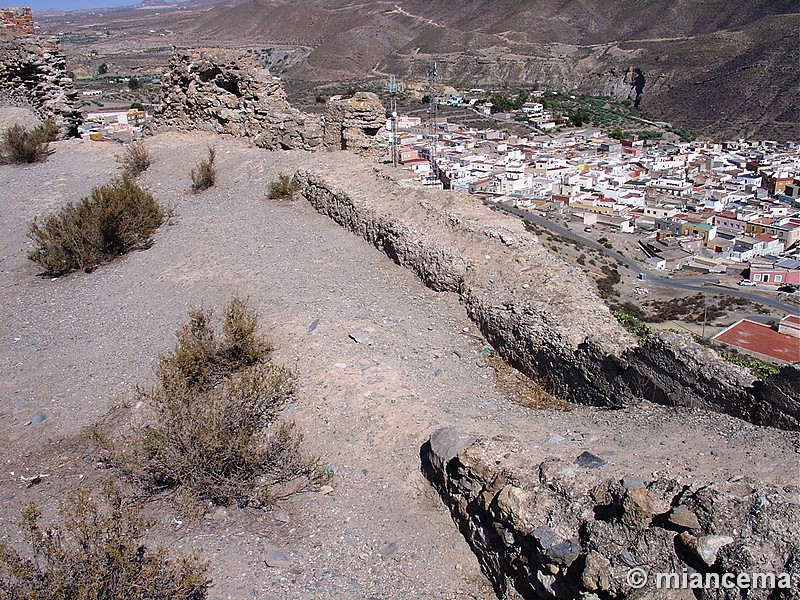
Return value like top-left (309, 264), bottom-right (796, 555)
top-left (0, 7), bottom-right (34, 36)
top-left (0, 35), bottom-right (81, 135)
top-left (2, 41), bottom-right (797, 599)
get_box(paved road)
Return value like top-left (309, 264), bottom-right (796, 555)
top-left (488, 201), bottom-right (799, 314)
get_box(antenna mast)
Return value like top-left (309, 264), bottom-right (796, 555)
top-left (386, 74), bottom-right (404, 168)
top-left (427, 59), bottom-right (438, 185)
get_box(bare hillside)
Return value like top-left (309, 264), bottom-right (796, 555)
top-left (36, 0), bottom-right (800, 139)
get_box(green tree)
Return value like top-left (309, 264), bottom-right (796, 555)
top-left (97, 62), bottom-right (108, 75)
top-left (128, 77), bottom-right (141, 91)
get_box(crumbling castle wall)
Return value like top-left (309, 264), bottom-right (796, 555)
top-left (158, 47), bottom-right (323, 150)
top-left (291, 164), bottom-right (799, 430)
top-left (0, 36), bottom-right (81, 136)
top-left (0, 7), bottom-right (34, 36)
top-left (322, 92), bottom-right (386, 159)
top-left (157, 48), bottom-right (385, 158)
top-left (422, 428), bottom-right (799, 600)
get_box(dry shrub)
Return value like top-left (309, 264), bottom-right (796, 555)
top-left (120, 140), bottom-right (152, 177)
top-left (27, 175), bottom-right (165, 276)
top-left (128, 297), bottom-right (326, 507)
top-left (267, 173), bottom-right (300, 199)
top-left (190, 146), bottom-right (216, 193)
top-left (0, 480), bottom-right (209, 599)
top-left (0, 119), bottom-right (59, 164)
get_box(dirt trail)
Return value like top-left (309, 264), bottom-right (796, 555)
top-left (0, 128), bottom-right (797, 599)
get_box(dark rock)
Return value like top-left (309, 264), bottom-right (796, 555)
top-left (427, 427), bottom-right (476, 473)
top-left (575, 451), bottom-right (606, 469)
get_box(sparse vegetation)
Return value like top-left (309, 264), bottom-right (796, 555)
top-left (190, 146), bottom-right (217, 193)
top-left (643, 294), bottom-right (763, 324)
top-left (0, 119), bottom-right (59, 164)
top-left (613, 310), bottom-right (654, 344)
top-left (27, 175), bottom-right (165, 276)
top-left (0, 480), bottom-right (210, 599)
top-left (596, 265), bottom-right (621, 298)
top-left (122, 297), bottom-right (326, 507)
top-left (267, 173), bottom-right (300, 199)
top-left (119, 141), bottom-right (152, 177)
top-left (717, 350), bottom-right (779, 380)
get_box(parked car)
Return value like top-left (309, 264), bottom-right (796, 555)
top-left (777, 284), bottom-right (797, 293)
top-left (738, 279), bottom-right (757, 287)
top-left (583, 227), bottom-right (593, 233)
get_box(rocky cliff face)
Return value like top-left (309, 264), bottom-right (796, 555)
top-left (422, 428), bottom-right (799, 600)
top-left (292, 164), bottom-right (799, 430)
top-left (0, 37), bottom-right (81, 137)
top-left (158, 48), bottom-right (386, 158)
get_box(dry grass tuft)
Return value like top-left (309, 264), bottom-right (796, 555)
top-left (119, 141), bottom-right (152, 177)
top-left (119, 297), bottom-right (327, 507)
top-left (0, 119), bottom-right (59, 164)
top-left (267, 173), bottom-right (300, 199)
top-left (191, 146), bottom-right (217, 193)
top-left (0, 480), bottom-right (210, 599)
top-left (27, 175), bottom-right (165, 276)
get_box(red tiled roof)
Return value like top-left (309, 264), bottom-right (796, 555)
top-left (784, 315), bottom-right (800, 326)
top-left (714, 320), bottom-right (800, 363)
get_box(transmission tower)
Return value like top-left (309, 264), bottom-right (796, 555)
top-left (427, 59), bottom-right (438, 185)
top-left (386, 74), bottom-right (404, 168)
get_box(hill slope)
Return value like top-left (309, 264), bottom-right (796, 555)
top-left (37, 0), bottom-right (800, 139)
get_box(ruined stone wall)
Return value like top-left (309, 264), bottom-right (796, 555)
top-left (158, 48), bottom-right (386, 158)
top-left (0, 7), bottom-right (34, 36)
top-left (292, 165), bottom-right (799, 430)
top-left (0, 36), bottom-right (81, 136)
top-left (322, 92), bottom-right (386, 160)
top-left (157, 48), bottom-right (322, 150)
top-left (422, 428), bottom-right (799, 600)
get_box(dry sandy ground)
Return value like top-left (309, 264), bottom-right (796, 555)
top-left (0, 125), bottom-right (797, 599)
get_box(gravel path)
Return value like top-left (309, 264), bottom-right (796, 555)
top-left (1, 126), bottom-right (797, 599)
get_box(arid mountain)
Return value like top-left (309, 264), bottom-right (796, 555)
top-left (37, 0), bottom-right (800, 139)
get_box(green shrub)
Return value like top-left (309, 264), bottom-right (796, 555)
top-left (190, 146), bottom-right (216, 193)
top-left (613, 310), bottom-right (653, 344)
top-left (127, 297), bottom-right (326, 507)
top-left (596, 265), bottom-right (621, 298)
top-left (717, 350), bottom-right (779, 380)
top-left (267, 173), bottom-right (300, 199)
top-left (0, 119), bottom-right (59, 164)
top-left (0, 480), bottom-right (210, 599)
top-left (119, 140), bottom-right (152, 177)
top-left (27, 175), bottom-right (165, 276)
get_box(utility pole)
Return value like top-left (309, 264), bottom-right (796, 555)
top-left (427, 59), bottom-right (438, 186)
top-left (386, 74), bottom-right (404, 168)
top-left (702, 293), bottom-right (708, 339)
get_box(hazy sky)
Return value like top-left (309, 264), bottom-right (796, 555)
top-left (28, 0), bottom-right (141, 12)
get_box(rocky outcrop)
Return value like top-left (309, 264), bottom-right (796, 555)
top-left (157, 47), bottom-right (322, 150)
top-left (0, 37), bottom-right (81, 137)
top-left (292, 164), bottom-right (799, 430)
top-left (422, 428), bottom-right (800, 599)
top-left (322, 92), bottom-right (386, 159)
